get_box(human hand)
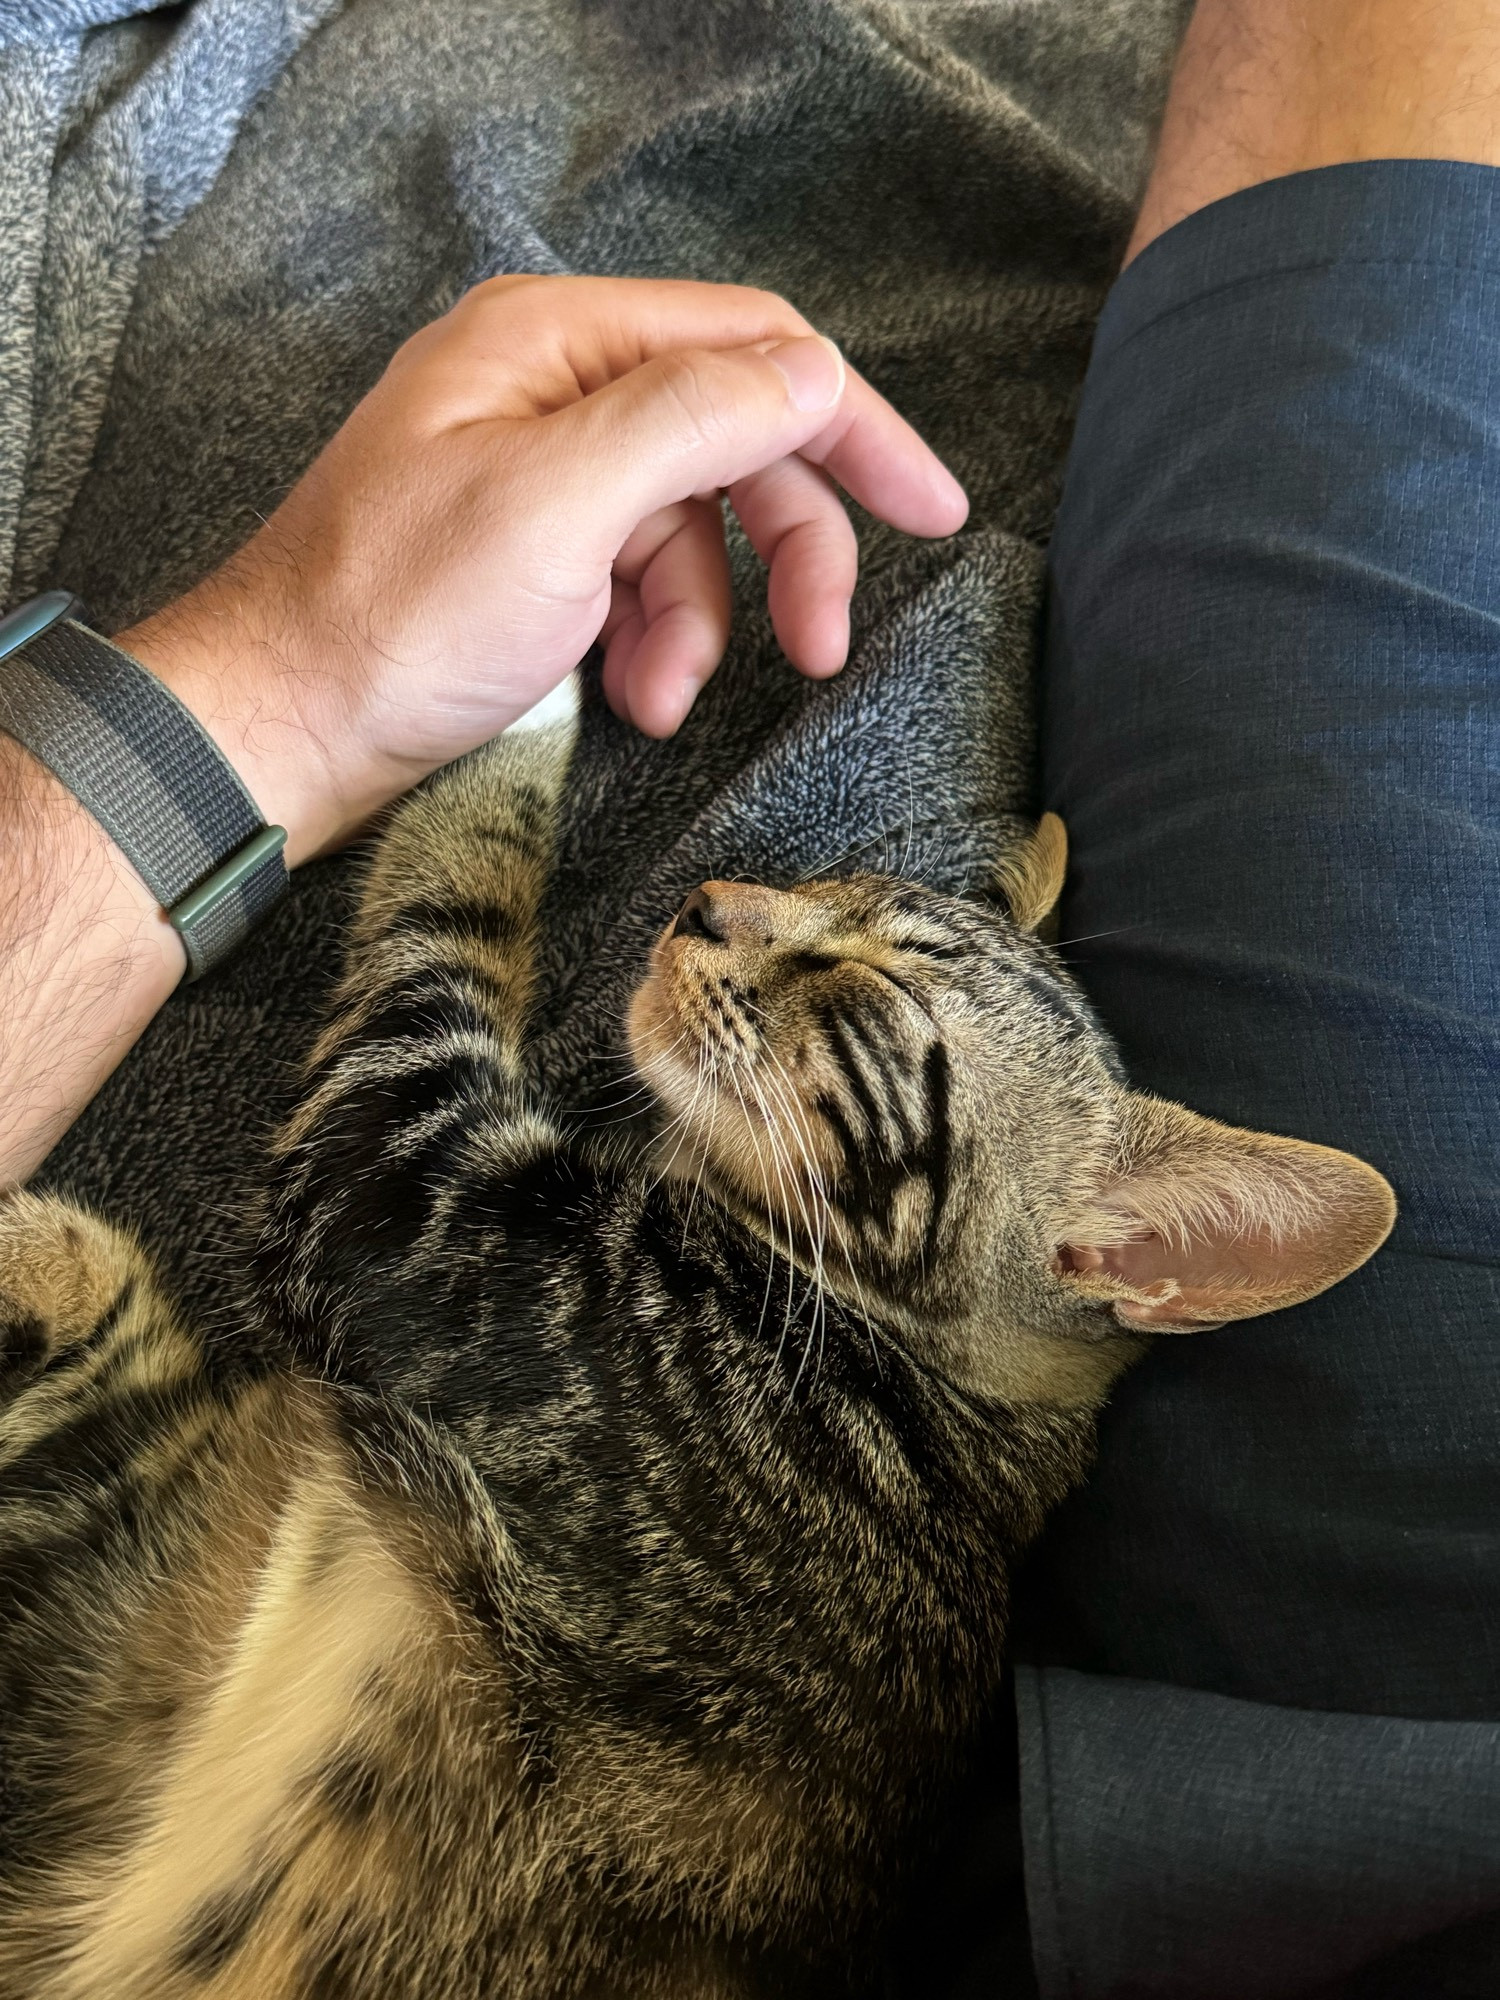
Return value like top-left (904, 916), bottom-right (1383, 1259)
top-left (124, 275), bottom-right (967, 864)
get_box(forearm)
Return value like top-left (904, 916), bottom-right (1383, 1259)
top-left (1130, 0), bottom-right (1500, 261)
top-left (0, 736), bottom-right (183, 1188)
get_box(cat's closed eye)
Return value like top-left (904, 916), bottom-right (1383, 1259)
top-left (780, 949), bottom-right (841, 978)
top-left (895, 936), bottom-right (966, 963)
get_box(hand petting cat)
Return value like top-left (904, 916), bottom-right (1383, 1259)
top-left (0, 277), bottom-right (966, 1189)
top-left (123, 275), bottom-right (970, 867)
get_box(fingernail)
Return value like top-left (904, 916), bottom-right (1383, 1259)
top-left (766, 335), bottom-right (846, 413)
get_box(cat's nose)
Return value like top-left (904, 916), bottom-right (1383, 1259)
top-left (673, 886), bottom-right (726, 943)
top-left (671, 883), bottom-right (775, 948)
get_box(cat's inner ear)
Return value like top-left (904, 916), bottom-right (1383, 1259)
top-left (1056, 1097), bottom-right (1396, 1331)
top-left (994, 813), bottom-right (1067, 936)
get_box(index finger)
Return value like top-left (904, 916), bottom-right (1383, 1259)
top-left (751, 345), bottom-right (969, 538)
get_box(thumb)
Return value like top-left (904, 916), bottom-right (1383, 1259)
top-left (542, 335), bottom-right (847, 550)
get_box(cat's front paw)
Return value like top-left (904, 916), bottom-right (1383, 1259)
top-left (0, 1193), bottom-right (148, 1380)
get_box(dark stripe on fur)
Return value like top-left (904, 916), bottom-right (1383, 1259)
top-left (388, 896), bottom-right (524, 947)
top-left (176, 1860), bottom-right (289, 1977)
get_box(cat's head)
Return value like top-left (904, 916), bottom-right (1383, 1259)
top-left (626, 818), bottom-right (1395, 1404)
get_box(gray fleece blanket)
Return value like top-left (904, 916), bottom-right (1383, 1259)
top-left (8, 0), bottom-right (1196, 1990)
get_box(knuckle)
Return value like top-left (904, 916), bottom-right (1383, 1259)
top-left (468, 271), bottom-right (553, 308)
top-left (388, 311), bottom-right (447, 375)
top-left (651, 349), bottom-right (737, 439)
top-left (738, 284), bottom-right (806, 332)
top-left (448, 272), bottom-right (560, 339)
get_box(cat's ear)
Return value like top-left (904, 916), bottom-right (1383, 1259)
top-left (1056, 1096), bottom-right (1396, 1331)
top-left (995, 813), bottom-right (1067, 936)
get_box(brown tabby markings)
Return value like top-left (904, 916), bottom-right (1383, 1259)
top-left (0, 728), bottom-right (1394, 1997)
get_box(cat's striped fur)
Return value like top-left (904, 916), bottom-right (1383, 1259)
top-left (0, 727), bottom-right (1394, 1998)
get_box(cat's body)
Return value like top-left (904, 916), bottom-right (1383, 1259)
top-left (0, 729), bottom-right (1394, 1999)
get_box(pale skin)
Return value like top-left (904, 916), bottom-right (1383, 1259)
top-left (7, 0), bottom-right (1500, 1188)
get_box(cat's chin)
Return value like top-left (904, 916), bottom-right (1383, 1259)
top-left (624, 957), bottom-right (690, 1107)
top-left (625, 920), bottom-right (714, 1092)
top-left (625, 952), bottom-right (773, 1202)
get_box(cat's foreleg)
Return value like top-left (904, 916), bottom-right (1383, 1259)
top-left (256, 724), bottom-right (575, 1361)
top-left (342, 721), bottom-right (574, 1072)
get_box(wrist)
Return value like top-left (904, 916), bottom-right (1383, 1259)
top-left (0, 586), bottom-right (312, 983)
top-left (120, 568), bottom-right (395, 868)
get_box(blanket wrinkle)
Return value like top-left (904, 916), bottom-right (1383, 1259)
top-left (5, 0), bottom-right (343, 601)
top-left (854, 0), bottom-right (1129, 211)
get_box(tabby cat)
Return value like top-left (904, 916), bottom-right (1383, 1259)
top-left (0, 726), bottom-right (1394, 2000)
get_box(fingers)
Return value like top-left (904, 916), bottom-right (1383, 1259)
top-left (395, 275), bottom-right (969, 741)
top-left (542, 332), bottom-right (965, 548)
top-left (495, 299), bottom-right (964, 553)
top-left (599, 457), bottom-right (856, 735)
top-left (729, 455), bottom-right (858, 677)
top-left (598, 577), bottom-right (643, 718)
top-left (601, 498), bottom-right (732, 736)
top-left (600, 457), bottom-right (859, 735)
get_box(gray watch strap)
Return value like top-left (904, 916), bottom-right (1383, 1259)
top-left (0, 590), bottom-right (288, 980)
